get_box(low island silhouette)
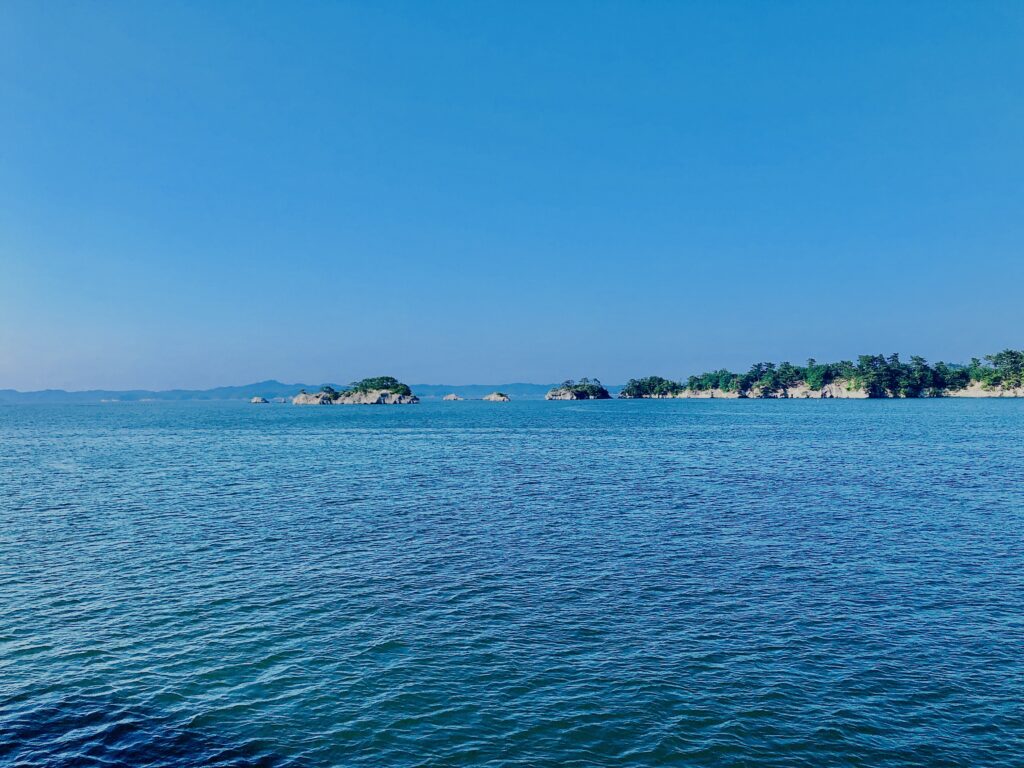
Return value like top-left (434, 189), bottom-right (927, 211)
top-left (286, 349), bottom-right (1024, 405)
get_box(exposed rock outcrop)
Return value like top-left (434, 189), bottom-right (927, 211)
top-left (335, 389), bottom-right (419, 405)
top-left (546, 389), bottom-right (587, 400)
top-left (775, 384), bottom-right (815, 399)
top-left (250, 396), bottom-right (269, 404)
top-left (815, 382), bottom-right (869, 398)
top-left (292, 391), bottom-right (334, 405)
top-left (619, 392), bottom-right (678, 399)
top-left (483, 392), bottom-right (510, 402)
top-left (946, 382), bottom-right (1024, 398)
top-left (675, 388), bottom-right (741, 399)
top-left (443, 394), bottom-right (464, 401)
top-left (750, 382), bottom-right (869, 399)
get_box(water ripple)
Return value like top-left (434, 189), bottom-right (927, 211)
top-left (1, 400), bottom-right (1023, 766)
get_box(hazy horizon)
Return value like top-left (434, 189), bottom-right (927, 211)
top-left (2, 379), bottom-right (565, 394)
top-left (4, 344), bottom-right (1021, 394)
top-left (4, 2), bottom-right (1022, 390)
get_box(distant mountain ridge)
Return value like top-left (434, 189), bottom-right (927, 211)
top-left (0, 380), bottom-right (619, 403)
top-left (0, 380), bottom-right (317, 403)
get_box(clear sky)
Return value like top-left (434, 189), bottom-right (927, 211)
top-left (2, 2), bottom-right (1022, 390)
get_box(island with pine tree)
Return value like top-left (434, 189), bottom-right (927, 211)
top-left (619, 349), bottom-right (1024, 399)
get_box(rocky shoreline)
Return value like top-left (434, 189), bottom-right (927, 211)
top-left (293, 389), bottom-right (419, 405)
top-left (620, 380), bottom-right (1024, 399)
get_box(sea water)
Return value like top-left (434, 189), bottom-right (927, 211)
top-left (1, 399), bottom-right (1022, 766)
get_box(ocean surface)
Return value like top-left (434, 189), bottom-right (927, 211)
top-left (1, 399), bottom-right (1022, 767)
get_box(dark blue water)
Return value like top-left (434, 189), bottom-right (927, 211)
top-left (2, 400), bottom-right (1022, 767)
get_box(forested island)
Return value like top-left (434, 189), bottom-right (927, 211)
top-left (293, 376), bottom-right (419, 405)
top-left (546, 378), bottom-right (611, 400)
top-left (620, 349), bottom-right (1024, 399)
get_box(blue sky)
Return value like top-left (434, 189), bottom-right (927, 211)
top-left (2, 2), bottom-right (1022, 389)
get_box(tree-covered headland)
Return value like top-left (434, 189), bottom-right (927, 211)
top-left (620, 349), bottom-right (1024, 398)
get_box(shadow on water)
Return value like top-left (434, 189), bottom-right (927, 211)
top-left (0, 694), bottom-right (293, 768)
